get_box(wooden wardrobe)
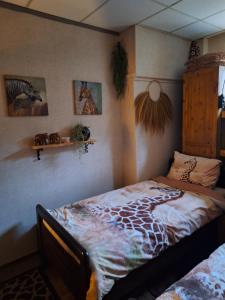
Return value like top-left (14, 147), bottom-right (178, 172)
top-left (182, 60), bottom-right (225, 159)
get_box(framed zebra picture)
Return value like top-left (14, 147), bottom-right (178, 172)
top-left (73, 80), bottom-right (102, 115)
top-left (4, 75), bottom-right (48, 116)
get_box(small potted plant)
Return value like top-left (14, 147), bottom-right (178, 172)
top-left (70, 124), bottom-right (91, 153)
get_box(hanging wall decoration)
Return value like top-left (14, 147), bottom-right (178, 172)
top-left (4, 75), bottom-right (48, 116)
top-left (73, 80), bottom-right (102, 115)
top-left (135, 81), bottom-right (172, 134)
top-left (111, 42), bottom-right (128, 98)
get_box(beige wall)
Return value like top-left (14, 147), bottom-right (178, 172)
top-left (135, 80), bottom-right (183, 180)
top-left (198, 32), bottom-right (225, 54)
top-left (135, 26), bottom-right (189, 181)
top-left (135, 26), bottom-right (190, 79)
top-left (0, 8), bottom-right (190, 267)
top-left (207, 32), bottom-right (225, 53)
top-left (120, 27), bottom-right (137, 185)
top-left (121, 26), bottom-right (189, 183)
top-left (0, 7), bottom-right (122, 266)
top-left (120, 27), bottom-right (136, 76)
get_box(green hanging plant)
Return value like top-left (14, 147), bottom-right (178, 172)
top-left (70, 123), bottom-right (91, 154)
top-left (111, 42), bottom-right (128, 98)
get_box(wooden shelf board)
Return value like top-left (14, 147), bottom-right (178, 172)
top-left (32, 139), bottom-right (96, 150)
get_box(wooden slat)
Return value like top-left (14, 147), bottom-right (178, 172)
top-left (182, 67), bottom-right (219, 158)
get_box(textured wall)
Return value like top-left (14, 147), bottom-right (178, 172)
top-left (134, 80), bottom-right (183, 180)
top-left (0, 9), bottom-right (190, 266)
top-left (135, 26), bottom-right (190, 79)
top-left (0, 7), bottom-right (122, 266)
top-left (121, 26), bottom-right (189, 184)
top-left (120, 27), bottom-right (137, 186)
top-left (135, 26), bottom-right (189, 181)
top-left (207, 32), bottom-right (225, 53)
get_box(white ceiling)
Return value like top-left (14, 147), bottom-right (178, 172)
top-left (3, 0), bottom-right (225, 39)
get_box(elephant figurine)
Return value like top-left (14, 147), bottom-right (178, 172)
top-left (34, 133), bottom-right (48, 146)
top-left (49, 132), bottom-right (61, 144)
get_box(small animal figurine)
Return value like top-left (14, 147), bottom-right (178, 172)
top-left (49, 132), bottom-right (61, 144)
top-left (34, 133), bottom-right (48, 146)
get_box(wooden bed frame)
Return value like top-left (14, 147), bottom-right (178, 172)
top-left (36, 154), bottom-right (225, 299)
top-left (36, 204), bottom-right (225, 300)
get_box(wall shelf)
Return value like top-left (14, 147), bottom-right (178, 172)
top-left (32, 139), bottom-right (95, 160)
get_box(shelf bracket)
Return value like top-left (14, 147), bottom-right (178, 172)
top-left (36, 148), bottom-right (43, 160)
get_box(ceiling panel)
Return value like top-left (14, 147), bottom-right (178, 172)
top-left (204, 11), bottom-right (225, 29)
top-left (3, 0), bottom-right (225, 39)
top-left (2, 0), bottom-right (29, 6)
top-left (142, 8), bottom-right (196, 32)
top-left (83, 0), bottom-right (164, 31)
top-left (173, 21), bottom-right (220, 39)
top-left (173, 0), bottom-right (225, 19)
top-left (29, 0), bottom-right (106, 22)
top-left (153, 0), bottom-right (181, 7)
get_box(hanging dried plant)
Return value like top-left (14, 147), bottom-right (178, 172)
top-left (111, 42), bottom-right (128, 98)
top-left (135, 81), bottom-right (172, 134)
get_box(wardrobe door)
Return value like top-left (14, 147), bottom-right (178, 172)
top-left (182, 67), bottom-right (219, 158)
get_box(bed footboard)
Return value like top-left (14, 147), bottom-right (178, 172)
top-left (36, 204), bottom-right (91, 300)
top-left (37, 203), bottom-right (225, 300)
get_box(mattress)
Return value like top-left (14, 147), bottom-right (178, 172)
top-left (156, 243), bottom-right (225, 300)
top-left (46, 176), bottom-right (225, 300)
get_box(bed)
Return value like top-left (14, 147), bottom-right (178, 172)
top-left (36, 170), bottom-right (225, 300)
top-left (156, 243), bottom-right (225, 300)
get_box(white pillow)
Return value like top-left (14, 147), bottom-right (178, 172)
top-left (167, 151), bottom-right (221, 188)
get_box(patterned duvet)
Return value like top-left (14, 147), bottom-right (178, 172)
top-left (48, 177), bottom-right (224, 300)
top-left (156, 243), bottom-right (225, 300)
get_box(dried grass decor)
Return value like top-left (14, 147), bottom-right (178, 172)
top-left (135, 80), bottom-right (172, 134)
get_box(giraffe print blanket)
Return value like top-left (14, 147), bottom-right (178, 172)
top-left (156, 243), bottom-right (225, 300)
top-left (48, 177), bottom-right (224, 300)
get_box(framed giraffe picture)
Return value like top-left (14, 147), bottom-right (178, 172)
top-left (73, 80), bottom-right (102, 115)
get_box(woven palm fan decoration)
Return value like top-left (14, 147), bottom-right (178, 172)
top-left (135, 80), bottom-right (173, 134)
